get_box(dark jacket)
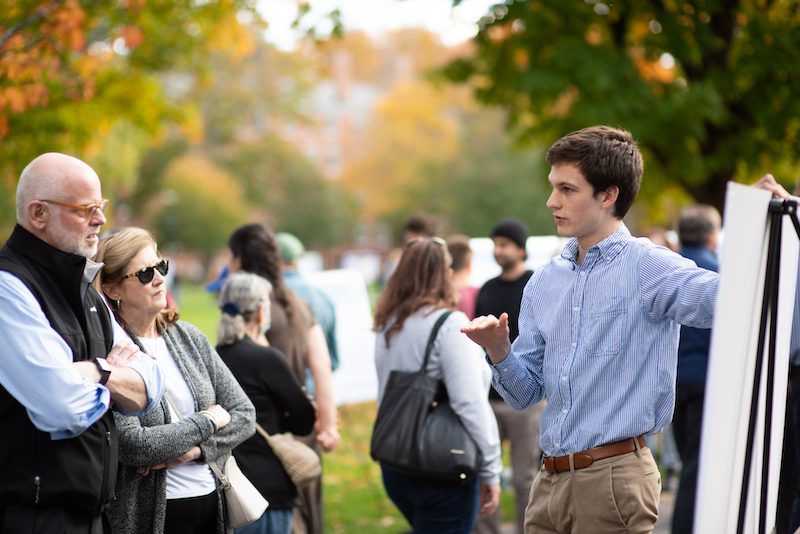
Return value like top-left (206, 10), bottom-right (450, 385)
top-left (0, 225), bottom-right (116, 513)
top-left (217, 337), bottom-right (316, 508)
top-left (677, 244), bottom-right (719, 384)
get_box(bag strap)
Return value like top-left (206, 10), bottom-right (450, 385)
top-left (254, 422), bottom-right (270, 441)
top-left (164, 390), bottom-right (229, 487)
top-left (420, 310), bottom-right (455, 374)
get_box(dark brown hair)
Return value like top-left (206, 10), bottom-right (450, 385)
top-left (446, 234), bottom-right (472, 272)
top-left (228, 223), bottom-right (299, 334)
top-left (403, 212), bottom-right (439, 238)
top-left (374, 237), bottom-right (458, 346)
top-left (546, 125), bottom-right (643, 219)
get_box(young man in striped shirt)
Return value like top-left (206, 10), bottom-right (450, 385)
top-left (462, 125), bottom-right (788, 534)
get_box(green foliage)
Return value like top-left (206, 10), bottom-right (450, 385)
top-left (0, 0), bottom-right (262, 238)
top-left (215, 135), bottom-right (359, 248)
top-left (406, 110), bottom-right (554, 238)
top-left (152, 154), bottom-right (247, 258)
top-left (443, 0), bottom-right (800, 212)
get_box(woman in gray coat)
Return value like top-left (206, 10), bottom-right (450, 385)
top-left (94, 227), bottom-right (255, 534)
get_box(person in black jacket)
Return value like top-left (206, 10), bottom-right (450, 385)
top-left (216, 272), bottom-right (316, 534)
top-left (0, 152), bottom-right (165, 534)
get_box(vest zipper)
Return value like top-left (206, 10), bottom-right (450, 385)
top-left (33, 475), bottom-right (41, 503)
top-left (98, 426), bottom-right (112, 508)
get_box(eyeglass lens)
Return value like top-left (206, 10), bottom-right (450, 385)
top-left (135, 260), bottom-right (169, 284)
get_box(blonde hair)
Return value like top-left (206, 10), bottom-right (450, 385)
top-left (217, 272), bottom-right (273, 346)
top-left (94, 227), bottom-right (179, 331)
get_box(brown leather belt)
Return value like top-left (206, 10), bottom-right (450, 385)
top-left (542, 436), bottom-right (646, 473)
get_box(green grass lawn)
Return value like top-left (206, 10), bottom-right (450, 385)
top-left (172, 282), bottom-right (222, 345)
top-left (175, 282), bottom-right (517, 533)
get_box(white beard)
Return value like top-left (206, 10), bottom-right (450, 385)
top-left (49, 223), bottom-right (99, 258)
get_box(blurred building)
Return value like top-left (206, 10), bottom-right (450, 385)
top-left (280, 50), bottom-right (386, 179)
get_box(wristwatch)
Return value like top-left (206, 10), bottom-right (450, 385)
top-left (94, 358), bottom-right (112, 386)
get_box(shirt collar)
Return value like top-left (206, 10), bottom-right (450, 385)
top-left (83, 258), bottom-right (104, 285)
top-left (560, 223), bottom-right (633, 264)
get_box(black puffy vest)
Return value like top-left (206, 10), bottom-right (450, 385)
top-left (0, 225), bottom-right (117, 513)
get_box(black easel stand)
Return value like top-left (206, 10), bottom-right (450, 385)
top-left (737, 198), bottom-right (800, 534)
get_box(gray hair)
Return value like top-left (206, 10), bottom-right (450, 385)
top-left (217, 272), bottom-right (273, 346)
top-left (16, 156), bottom-right (60, 223)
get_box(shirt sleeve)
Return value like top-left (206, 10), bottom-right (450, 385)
top-left (104, 298), bottom-right (166, 417)
top-left (0, 272), bottom-right (112, 440)
top-left (640, 246), bottom-right (719, 328)
top-left (489, 280), bottom-right (546, 409)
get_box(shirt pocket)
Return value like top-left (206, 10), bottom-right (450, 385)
top-left (586, 298), bottom-right (627, 356)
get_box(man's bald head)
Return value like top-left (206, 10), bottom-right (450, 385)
top-left (16, 153), bottom-right (100, 225)
top-left (16, 153), bottom-right (107, 258)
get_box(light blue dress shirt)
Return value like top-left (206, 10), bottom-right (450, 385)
top-left (490, 224), bottom-right (718, 457)
top-left (0, 270), bottom-right (166, 440)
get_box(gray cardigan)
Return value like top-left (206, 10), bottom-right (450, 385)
top-left (107, 321), bottom-right (256, 534)
top-left (374, 307), bottom-right (502, 484)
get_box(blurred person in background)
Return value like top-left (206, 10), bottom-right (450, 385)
top-left (374, 236), bottom-right (502, 534)
top-left (276, 232), bottom-right (340, 390)
top-left (95, 227), bottom-right (255, 534)
top-left (473, 218), bottom-right (543, 534)
top-left (447, 234), bottom-right (479, 319)
top-left (227, 223), bottom-right (339, 534)
top-left (402, 212), bottom-right (440, 243)
top-left (382, 212), bottom-right (441, 285)
top-left (671, 205), bottom-right (720, 534)
top-left (216, 272), bottom-right (316, 534)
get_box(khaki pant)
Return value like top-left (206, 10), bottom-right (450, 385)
top-left (524, 447), bottom-right (661, 534)
top-left (474, 399), bottom-right (546, 534)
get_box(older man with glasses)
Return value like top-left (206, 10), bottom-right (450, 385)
top-left (0, 152), bottom-right (165, 534)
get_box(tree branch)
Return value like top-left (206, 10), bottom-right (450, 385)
top-left (0, 0), bottom-right (69, 54)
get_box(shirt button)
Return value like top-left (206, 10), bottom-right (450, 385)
top-left (573, 307), bottom-right (579, 311)
top-left (580, 271), bottom-right (586, 276)
top-left (572, 342), bottom-right (577, 347)
top-left (562, 409), bottom-right (568, 414)
top-left (554, 443), bottom-right (560, 447)
top-left (561, 376), bottom-right (567, 381)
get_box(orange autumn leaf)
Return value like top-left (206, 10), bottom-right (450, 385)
top-left (118, 26), bottom-right (145, 49)
top-left (3, 86), bottom-right (26, 113)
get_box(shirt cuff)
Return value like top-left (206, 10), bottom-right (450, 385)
top-left (48, 386), bottom-right (112, 440)
top-left (113, 356), bottom-right (166, 416)
top-left (487, 351), bottom-right (522, 385)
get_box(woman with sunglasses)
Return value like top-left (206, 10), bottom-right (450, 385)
top-left (373, 236), bottom-right (502, 534)
top-left (93, 227), bottom-right (255, 534)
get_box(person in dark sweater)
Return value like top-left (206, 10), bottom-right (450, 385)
top-left (216, 272), bottom-right (316, 534)
top-left (671, 204), bottom-right (720, 534)
top-left (472, 218), bottom-right (543, 534)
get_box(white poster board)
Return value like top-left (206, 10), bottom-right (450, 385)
top-left (695, 183), bottom-right (799, 533)
top-left (304, 268), bottom-right (378, 406)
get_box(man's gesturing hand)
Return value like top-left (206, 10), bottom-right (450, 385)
top-left (461, 313), bottom-right (512, 364)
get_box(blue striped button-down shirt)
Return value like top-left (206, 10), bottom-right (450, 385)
top-left (490, 224), bottom-right (718, 456)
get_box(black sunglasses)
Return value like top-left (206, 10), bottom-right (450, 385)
top-left (122, 259), bottom-right (169, 284)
